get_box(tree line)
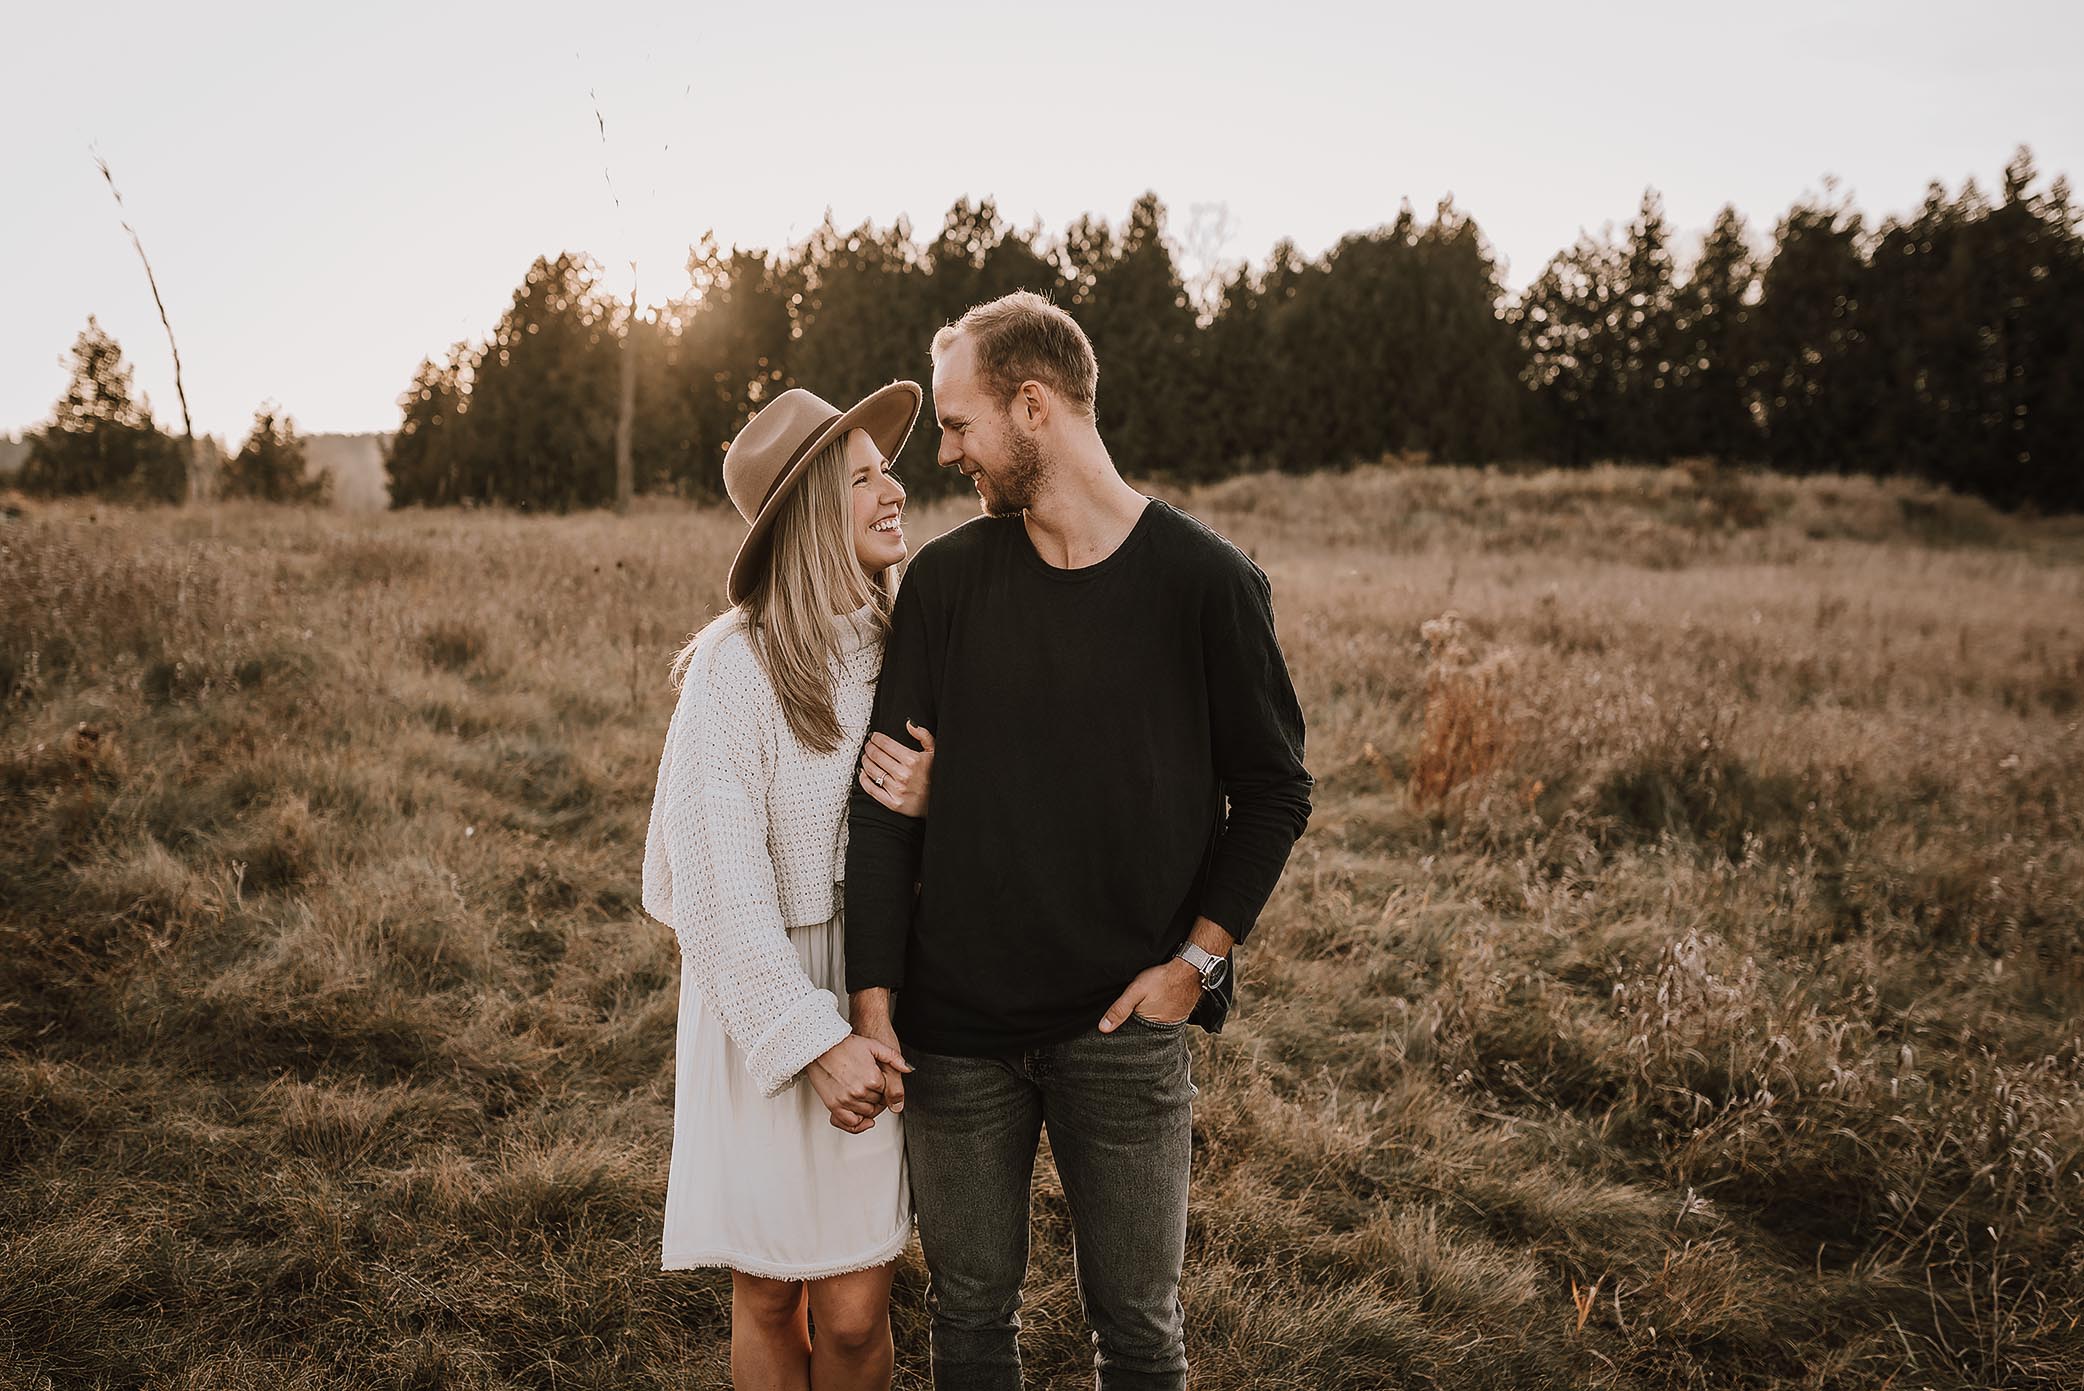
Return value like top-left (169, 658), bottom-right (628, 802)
top-left (17, 147), bottom-right (2079, 513)
top-left (1518, 153), bottom-right (2081, 511)
top-left (13, 317), bottom-right (328, 504)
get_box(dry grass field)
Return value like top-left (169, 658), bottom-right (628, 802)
top-left (3, 462), bottom-right (2082, 1390)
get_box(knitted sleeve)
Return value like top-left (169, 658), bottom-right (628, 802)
top-left (649, 640), bottom-right (854, 1098)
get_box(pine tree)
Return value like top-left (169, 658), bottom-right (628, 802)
top-left (221, 404), bottom-right (330, 503)
top-left (1073, 195), bottom-right (1208, 476)
top-left (1407, 198), bottom-right (1526, 462)
top-left (793, 215), bottom-right (946, 487)
top-left (1516, 230), bottom-right (1628, 466)
top-left (383, 347), bottom-right (468, 507)
top-left (2003, 155), bottom-right (2084, 511)
top-left (20, 317), bottom-right (186, 501)
top-left (1615, 190), bottom-right (1680, 461)
top-left (1294, 204), bottom-right (1424, 468)
top-left (658, 237), bottom-right (800, 501)
top-left (460, 252), bottom-right (621, 509)
top-left (1670, 206), bottom-right (1762, 460)
top-left (1752, 189), bottom-right (1876, 476)
top-left (1203, 258), bottom-right (1276, 471)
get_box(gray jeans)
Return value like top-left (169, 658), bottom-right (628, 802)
top-left (901, 1013), bottom-right (1198, 1391)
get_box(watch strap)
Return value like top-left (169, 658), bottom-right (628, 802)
top-left (1174, 941), bottom-right (1226, 988)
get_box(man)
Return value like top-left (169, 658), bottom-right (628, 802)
top-left (844, 291), bottom-right (1312, 1390)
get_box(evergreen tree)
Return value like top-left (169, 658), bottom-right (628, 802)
top-left (925, 198), bottom-right (1061, 321)
top-left (1670, 206), bottom-right (1762, 460)
top-left (654, 238), bottom-right (800, 500)
top-left (1202, 255), bottom-right (1279, 471)
top-left (908, 200), bottom-right (1065, 495)
top-left (1614, 190), bottom-right (1680, 461)
top-left (1059, 212), bottom-right (1118, 314)
top-left (1516, 229), bottom-right (1628, 466)
top-left (1285, 205), bottom-right (1424, 469)
top-left (1405, 199), bottom-right (1526, 462)
top-left (1752, 189), bottom-right (1877, 475)
top-left (793, 216), bottom-right (946, 487)
top-left (383, 347), bottom-right (468, 507)
top-left (458, 252), bottom-right (621, 509)
top-left (1246, 240), bottom-right (1317, 471)
top-left (1074, 194), bottom-right (1210, 476)
top-left (20, 317), bottom-right (186, 502)
top-left (2002, 156), bottom-right (2084, 511)
top-left (220, 403), bottom-right (330, 504)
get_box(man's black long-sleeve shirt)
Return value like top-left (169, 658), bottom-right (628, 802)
top-left (843, 498), bottom-right (1312, 1056)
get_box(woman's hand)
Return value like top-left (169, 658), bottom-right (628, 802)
top-left (859, 720), bottom-right (936, 817)
top-left (807, 1033), bottom-right (912, 1133)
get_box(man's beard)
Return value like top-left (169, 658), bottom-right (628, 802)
top-left (977, 428), bottom-right (1048, 517)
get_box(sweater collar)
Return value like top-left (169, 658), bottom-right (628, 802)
top-left (831, 601), bottom-right (881, 656)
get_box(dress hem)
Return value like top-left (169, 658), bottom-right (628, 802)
top-left (661, 1222), bottom-right (913, 1281)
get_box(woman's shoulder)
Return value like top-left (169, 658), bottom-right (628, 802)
top-left (675, 610), bottom-right (774, 710)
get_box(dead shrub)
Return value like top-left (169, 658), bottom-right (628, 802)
top-left (418, 618), bottom-right (489, 673)
top-left (1676, 458), bottom-right (1770, 530)
top-left (1410, 612), bottom-right (1516, 808)
top-left (317, 536), bottom-right (431, 587)
top-left (227, 792), bottom-right (322, 893)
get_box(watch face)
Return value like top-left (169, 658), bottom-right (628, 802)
top-left (1204, 956), bottom-right (1230, 991)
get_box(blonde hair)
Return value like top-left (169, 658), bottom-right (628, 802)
top-left (669, 429), bottom-right (895, 753)
top-left (932, 290), bottom-right (1099, 417)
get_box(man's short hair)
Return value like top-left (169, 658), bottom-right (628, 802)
top-left (932, 291), bottom-right (1098, 418)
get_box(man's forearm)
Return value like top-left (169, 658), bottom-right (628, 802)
top-left (1187, 916), bottom-right (1235, 958)
top-left (1158, 916), bottom-right (1238, 994)
top-left (851, 986), bottom-right (895, 1032)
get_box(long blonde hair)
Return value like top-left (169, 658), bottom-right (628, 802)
top-left (669, 429), bottom-right (896, 753)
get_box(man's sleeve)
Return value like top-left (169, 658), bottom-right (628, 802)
top-left (1197, 553), bottom-right (1313, 946)
top-left (843, 556), bottom-right (938, 993)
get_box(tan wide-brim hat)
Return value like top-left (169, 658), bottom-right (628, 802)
top-left (722, 380), bottom-right (923, 604)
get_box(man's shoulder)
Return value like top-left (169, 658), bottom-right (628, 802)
top-left (1146, 499), bottom-right (1270, 593)
top-left (903, 511), bottom-right (1014, 582)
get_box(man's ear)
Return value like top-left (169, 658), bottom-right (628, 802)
top-left (1017, 380), bottom-right (1049, 429)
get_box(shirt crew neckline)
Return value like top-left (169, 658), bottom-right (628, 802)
top-left (1014, 496), bottom-right (1162, 582)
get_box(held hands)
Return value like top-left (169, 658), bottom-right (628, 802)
top-left (1098, 958), bottom-right (1203, 1032)
top-left (855, 1013), bottom-right (908, 1122)
top-left (858, 721), bottom-right (935, 816)
top-left (847, 989), bottom-right (908, 1128)
top-left (807, 1033), bottom-right (912, 1133)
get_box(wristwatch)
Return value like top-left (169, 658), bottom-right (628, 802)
top-left (1173, 941), bottom-right (1230, 993)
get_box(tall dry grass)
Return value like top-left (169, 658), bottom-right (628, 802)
top-left (2, 462), bottom-right (2081, 1389)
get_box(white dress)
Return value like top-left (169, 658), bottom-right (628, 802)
top-left (641, 604), bottom-right (912, 1279)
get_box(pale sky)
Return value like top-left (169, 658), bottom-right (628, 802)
top-left (4, 0), bottom-right (2079, 444)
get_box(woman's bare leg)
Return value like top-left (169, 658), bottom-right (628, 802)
top-left (806, 1262), bottom-right (897, 1390)
top-left (732, 1271), bottom-right (811, 1390)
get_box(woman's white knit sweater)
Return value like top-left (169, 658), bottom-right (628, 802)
top-left (641, 604), bottom-right (882, 1098)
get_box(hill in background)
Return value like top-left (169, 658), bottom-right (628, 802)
top-left (299, 432), bottom-right (388, 510)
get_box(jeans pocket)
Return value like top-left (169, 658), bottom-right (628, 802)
top-left (1129, 1009), bottom-right (1190, 1031)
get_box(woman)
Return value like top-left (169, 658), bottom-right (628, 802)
top-left (641, 381), bottom-right (936, 1389)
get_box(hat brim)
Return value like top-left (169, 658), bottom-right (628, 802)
top-left (725, 380), bottom-right (924, 605)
